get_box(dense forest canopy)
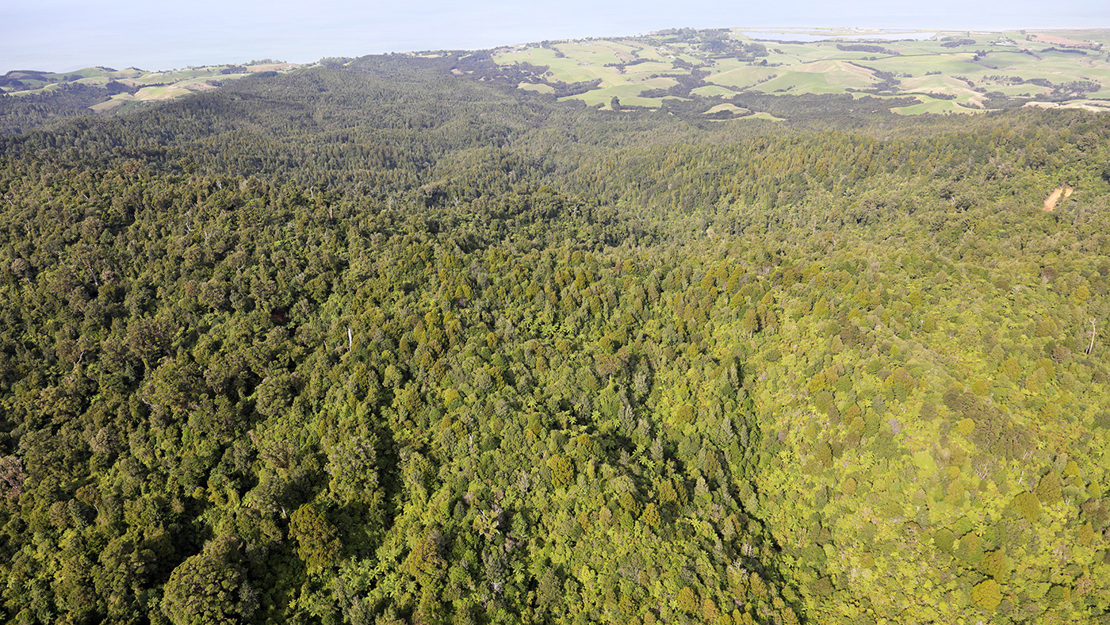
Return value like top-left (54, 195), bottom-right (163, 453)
top-left (0, 53), bottom-right (1108, 625)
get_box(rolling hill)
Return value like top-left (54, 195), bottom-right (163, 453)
top-left (490, 27), bottom-right (1110, 115)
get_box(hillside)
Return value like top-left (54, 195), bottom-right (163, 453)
top-left (492, 27), bottom-right (1110, 115)
top-left (0, 61), bottom-right (301, 134)
top-left (5, 28), bottom-right (1110, 139)
top-left (0, 52), bottom-right (1108, 625)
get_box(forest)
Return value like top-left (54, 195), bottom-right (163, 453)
top-left (0, 52), bottom-right (1108, 625)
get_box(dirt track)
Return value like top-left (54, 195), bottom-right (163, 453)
top-left (1043, 186), bottom-right (1074, 211)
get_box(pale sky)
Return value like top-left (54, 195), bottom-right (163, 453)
top-left (3, 0), bottom-right (1108, 73)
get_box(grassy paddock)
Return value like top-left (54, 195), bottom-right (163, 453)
top-left (493, 28), bottom-right (1110, 115)
top-left (1, 63), bottom-right (302, 107)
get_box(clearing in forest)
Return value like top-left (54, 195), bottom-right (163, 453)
top-left (1043, 185), bottom-right (1074, 211)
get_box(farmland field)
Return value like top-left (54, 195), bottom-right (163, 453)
top-left (5, 27), bottom-right (1109, 127)
top-left (0, 62), bottom-right (301, 115)
top-left (492, 28), bottom-right (1110, 115)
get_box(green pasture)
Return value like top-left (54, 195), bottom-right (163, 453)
top-left (705, 65), bottom-right (779, 89)
top-left (3, 84), bottom-right (52, 96)
top-left (704, 57), bottom-right (747, 73)
top-left (2, 63), bottom-right (279, 101)
top-left (617, 60), bottom-right (674, 81)
top-left (72, 76), bottom-right (111, 87)
top-left (628, 41), bottom-right (700, 67)
top-left (518, 82), bottom-right (554, 94)
top-left (750, 62), bottom-right (880, 94)
top-left (158, 68), bottom-right (221, 80)
top-left (891, 96), bottom-right (981, 115)
top-left (495, 46), bottom-right (564, 67)
top-left (752, 42), bottom-right (824, 65)
top-left (10, 27), bottom-right (1106, 117)
top-left (562, 82), bottom-right (678, 108)
top-left (553, 42), bottom-right (627, 67)
top-left (518, 53), bottom-right (615, 85)
top-left (863, 53), bottom-right (989, 77)
top-left (55, 67), bottom-right (110, 80)
top-left (975, 50), bottom-right (1048, 71)
top-left (2, 78), bottom-right (51, 91)
top-left (1025, 100), bottom-right (1110, 112)
top-left (54, 67), bottom-right (143, 81)
top-left (743, 111), bottom-right (785, 121)
top-left (89, 93), bottom-right (134, 113)
top-left (704, 103), bottom-right (749, 115)
top-left (1040, 29), bottom-right (1110, 44)
top-left (1087, 81), bottom-right (1110, 99)
top-left (133, 85), bottom-right (191, 100)
top-left (499, 40), bottom-right (687, 93)
top-left (671, 52), bottom-right (709, 66)
top-left (639, 76), bottom-right (679, 90)
top-left (496, 29), bottom-right (1110, 113)
top-left (691, 85), bottom-right (739, 97)
top-left (900, 75), bottom-right (985, 103)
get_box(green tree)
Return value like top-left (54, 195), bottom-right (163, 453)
top-left (1035, 470), bottom-right (1062, 505)
top-left (289, 503), bottom-right (343, 573)
top-left (971, 578), bottom-right (1002, 611)
top-left (676, 586), bottom-right (699, 613)
top-left (162, 538), bottom-right (257, 625)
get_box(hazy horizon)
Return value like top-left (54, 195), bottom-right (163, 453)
top-left (4, 0), bottom-right (1108, 74)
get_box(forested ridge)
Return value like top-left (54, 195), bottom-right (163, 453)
top-left (0, 55), bottom-right (1108, 625)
